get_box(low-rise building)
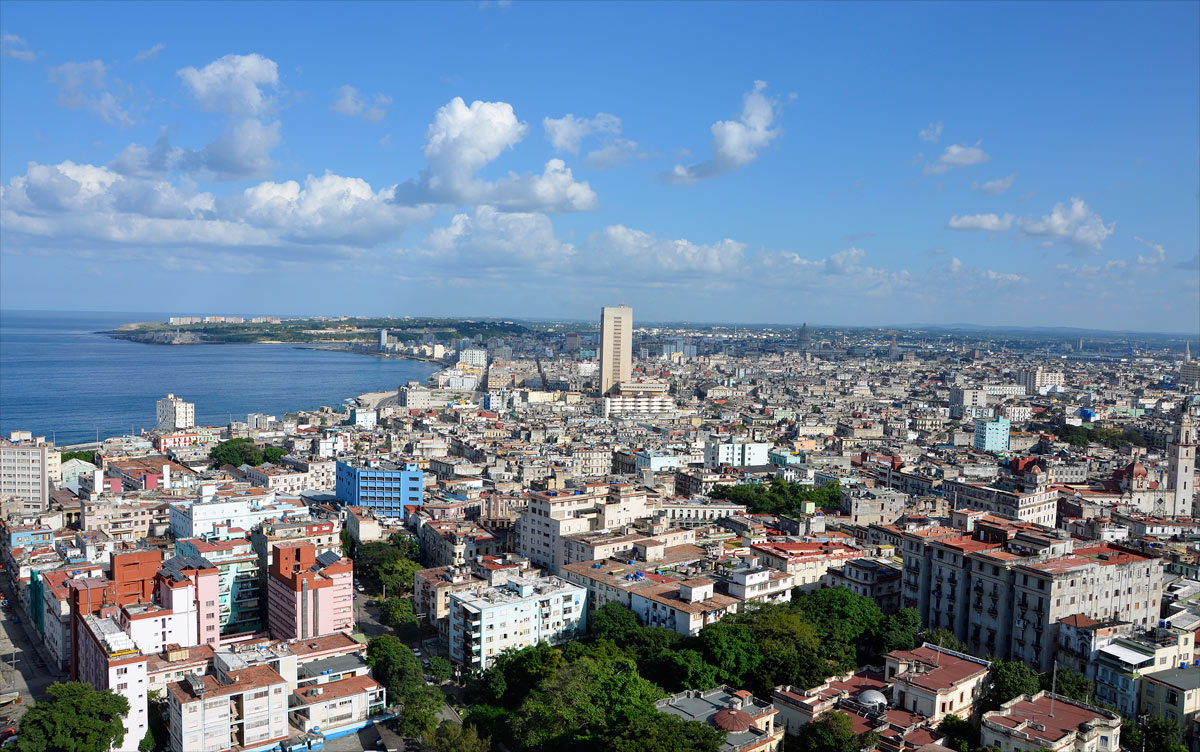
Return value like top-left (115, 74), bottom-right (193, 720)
top-left (885, 644), bottom-right (991, 723)
top-left (980, 691), bottom-right (1121, 752)
top-left (655, 685), bottom-right (784, 752)
top-left (166, 665), bottom-right (290, 752)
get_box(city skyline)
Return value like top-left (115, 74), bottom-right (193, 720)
top-left (1, 2), bottom-right (1198, 330)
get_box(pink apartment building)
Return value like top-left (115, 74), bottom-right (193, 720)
top-left (266, 543), bottom-right (353, 641)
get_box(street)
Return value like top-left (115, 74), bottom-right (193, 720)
top-left (0, 576), bottom-right (57, 730)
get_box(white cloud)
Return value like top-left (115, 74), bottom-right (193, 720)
top-left (1, 33), bottom-right (35, 61)
top-left (48, 60), bottom-right (134, 127)
top-left (971, 174), bottom-right (1016, 195)
top-left (1134, 236), bottom-right (1166, 266)
top-left (668, 80), bottom-right (781, 184)
top-left (586, 225), bottom-right (746, 274)
top-left (1018, 196), bottom-right (1114, 251)
top-left (1, 160), bottom-right (428, 259)
top-left (543, 113), bottom-right (621, 153)
top-left (586, 139), bottom-right (639, 168)
top-left (947, 213), bottom-right (1014, 232)
top-left (420, 206), bottom-right (570, 268)
top-left (923, 143), bottom-right (990, 175)
top-left (918, 121), bottom-right (943, 143)
top-left (396, 96), bottom-right (596, 213)
top-left (200, 118), bottom-right (282, 179)
top-left (331, 85), bottom-right (391, 123)
top-left (177, 53), bottom-right (279, 115)
top-left (132, 43), bottom-right (165, 63)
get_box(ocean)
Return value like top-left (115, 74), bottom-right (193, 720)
top-left (0, 310), bottom-right (439, 445)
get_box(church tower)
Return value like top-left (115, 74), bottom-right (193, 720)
top-left (1169, 403), bottom-right (1196, 516)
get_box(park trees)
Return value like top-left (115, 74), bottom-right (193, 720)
top-left (17, 682), bottom-right (130, 752)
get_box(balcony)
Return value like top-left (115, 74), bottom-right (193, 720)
top-left (973, 582), bottom-right (984, 593)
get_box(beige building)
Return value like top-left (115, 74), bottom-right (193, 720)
top-left (599, 305), bottom-right (632, 396)
top-left (1, 435), bottom-right (56, 510)
top-left (156, 393), bottom-right (195, 432)
top-left (885, 644), bottom-right (991, 723)
top-left (980, 691), bottom-right (1120, 752)
top-left (166, 665), bottom-right (290, 752)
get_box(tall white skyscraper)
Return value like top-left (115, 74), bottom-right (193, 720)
top-left (156, 393), bottom-right (195, 432)
top-left (600, 305), bottom-right (632, 396)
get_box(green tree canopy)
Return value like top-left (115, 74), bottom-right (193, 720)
top-left (792, 710), bottom-right (877, 752)
top-left (367, 634), bottom-right (424, 701)
top-left (382, 596), bottom-right (420, 638)
top-left (423, 721), bottom-right (491, 752)
top-left (878, 608), bottom-right (922, 654)
top-left (709, 478), bottom-right (841, 514)
top-left (1139, 714), bottom-right (1188, 752)
top-left (608, 712), bottom-right (724, 752)
top-left (936, 714), bottom-right (980, 752)
top-left (699, 622), bottom-right (764, 688)
top-left (986, 660), bottom-right (1041, 710)
top-left (397, 682), bottom-right (443, 738)
top-left (17, 681), bottom-right (131, 752)
top-left (60, 450), bottom-right (96, 464)
top-left (917, 627), bottom-right (968, 653)
top-left (590, 602), bottom-right (642, 643)
top-left (1041, 665), bottom-right (1092, 703)
top-left (209, 437), bottom-right (285, 468)
top-left (428, 655), bottom-right (453, 683)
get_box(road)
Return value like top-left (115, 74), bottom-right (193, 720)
top-left (0, 576), bottom-right (58, 730)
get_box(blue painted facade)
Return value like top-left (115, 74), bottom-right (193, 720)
top-left (335, 460), bottom-right (423, 519)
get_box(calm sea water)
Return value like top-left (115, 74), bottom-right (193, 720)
top-left (0, 310), bottom-right (439, 445)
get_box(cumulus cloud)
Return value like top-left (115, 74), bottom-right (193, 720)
top-left (420, 206), bottom-right (571, 268)
top-left (0, 160), bottom-right (430, 260)
top-left (331, 85), bottom-right (391, 123)
top-left (971, 174), bottom-right (1016, 195)
top-left (918, 121), bottom-right (943, 143)
top-left (922, 143), bottom-right (989, 175)
top-left (48, 60), bottom-right (134, 127)
top-left (132, 43), bottom-right (165, 63)
top-left (586, 139), bottom-right (639, 168)
top-left (1018, 196), bottom-right (1114, 251)
top-left (947, 213), bottom-right (1014, 232)
top-left (1, 33), bottom-right (35, 61)
top-left (543, 113), bottom-right (621, 153)
top-left (668, 80), bottom-right (781, 184)
top-left (177, 53), bottom-right (279, 115)
top-left (586, 225), bottom-right (746, 274)
top-left (396, 96), bottom-right (596, 213)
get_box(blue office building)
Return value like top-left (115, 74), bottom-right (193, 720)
top-left (335, 459), bottom-right (424, 519)
top-left (973, 416), bottom-right (1011, 453)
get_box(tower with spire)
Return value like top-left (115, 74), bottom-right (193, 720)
top-left (1168, 400), bottom-right (1196, 516)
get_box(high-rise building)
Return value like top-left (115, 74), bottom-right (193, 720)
top-left (335, 459), bottom-right (424, 518)
top-left (973, 416), bottom-right (1011, 453)
top-left (156, 393), bottom-right (195, 432)
top-left (0, 434), bottom-right (56, 510)
top-left (1169, 404), bottom-right (1196, 517)
top-left (379, 327), bottom-right (388, 350)
top-left (599, 305), bottom-right (632, 396)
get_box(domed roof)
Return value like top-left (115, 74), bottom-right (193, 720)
top-left (713, 707), bottom-right (754, 732)
top-left (1130, 461), bottom-right (1147, 477)
top-left (859, 689), bottom-right (889, 708)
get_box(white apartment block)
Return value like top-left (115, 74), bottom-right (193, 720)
top-left (658, 498), bottom-right (747, 528)
top-left (704, 439), bottom-right (770, 468)
top-left (516, 485), bottom-right (655, 574)
top-left (169, 488), bottom-right (306, 539)
top-left (244, 464), bottom-right (313, 495)
top-left (447, 575), bottom-right (586, 670)
top-left (156, 393), bottom-right (195, 432)
top-left (77, 614), bottom-right (149, 752)
top-left (282, 456), bottom-right (336, 490)
top-left (943, 480), bottom-right (1057, 526)
top-left (1, 436), bottom-right (55, 509)
top-left (629, 578), bottom-right (739, 637)
top-left (1016, 367), bottom-right (1065, 395)
top-left (166, 665), bottom-right (290, 752)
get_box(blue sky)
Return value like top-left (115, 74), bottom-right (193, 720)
top-left (1, 1), bottom-right (1197, 331)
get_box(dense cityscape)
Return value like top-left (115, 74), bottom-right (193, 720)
top-left (0, 305), bottom-right (1196, 752)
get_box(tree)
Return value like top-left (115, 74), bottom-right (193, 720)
top-left (263, 446), bottom-right (287, 463)
top-left (1139, 714), bottom-right (1188, 752)
top-left (936, 714), bottom-right (979, 752)
top-left (986, 660), bottom-right (1040, 710)
top-left (382, 597), bottom-right (420, 638)
top-left (878, 608), bottom-right (922, 654)
top-left (699, 622), bottom-right (763, 687)
top-left (1041, 665), bottom-right (1092, 703)
top-left (139, 689), bottom-right (168, 752)
top-left (428, 656), bottom-right (453, 683)
top-left (379, 558), bottom-right (422, 598)
top-left (17, 681), bottom-right (131, 752)
top-left (397, 683), bottom-right (443, 738)
top-left (792, 587), bottom-right (883, 671)
top-left (423, 720), bottom-right (491, 752)
top-left (59, 450), bottom-right (96, 464)
top-left (655, 649), bottom-right (719, 692)
top-left (608, 712), bottom-right (724, 752)
top-left (590, 602), bottom-right (641, 643)
top-left (368, 635), bottom-right (424, 701)
top-left (917, 627), bottom-right (967, 653)
top-left (793, 710), bottom-right (877, 752)
top-left (467, 642), bottom-right (564, 709)
top-left (209, 437), bottom-right (265, 468)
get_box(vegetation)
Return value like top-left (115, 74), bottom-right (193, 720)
top-left (355, 535), bottom-right (422, 596)
top-left (367, 635), bottom-right (446, 738)
top-left (984, 659), bottom-right (1041, 710)
top-left (1050, 421), bottom-right (1146, 449)
top-left (423, 721), bottom-right (491, 752)
top-left (139, 690), bottom-right (168, 752)
top-left (17, 682), bottom-right (130, 752)
top-left (791, 710), bottom-right (878, 752)
top-left (709, 478), bottom-right (842, 514)
top-left (208, 437), bottom-right (286, 468)
top-left (113, 316), bottom-right (531, 345)
top-left (59, 450), bottom-right (96, 464)
top-left (1124, 714), bottom-right (1188, 752)
top-left (936, 714), bottom-right (980, 752)
top-left (1041, 665), bottom-right (1092, 702)
top-left (465, 589), bottom-right (926, 751)
top-left (917, 627), bottom-right (967, 653)
top-left (428, 656), bottom-right (453, 683)
top-left (381, 597), bottom-right (420, 638)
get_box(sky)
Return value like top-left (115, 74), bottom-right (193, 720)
top-left (1, 1), bottom-right (1198, 332)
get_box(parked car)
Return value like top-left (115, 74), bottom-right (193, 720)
top-left (11, 616), bottom-right (18, 625)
